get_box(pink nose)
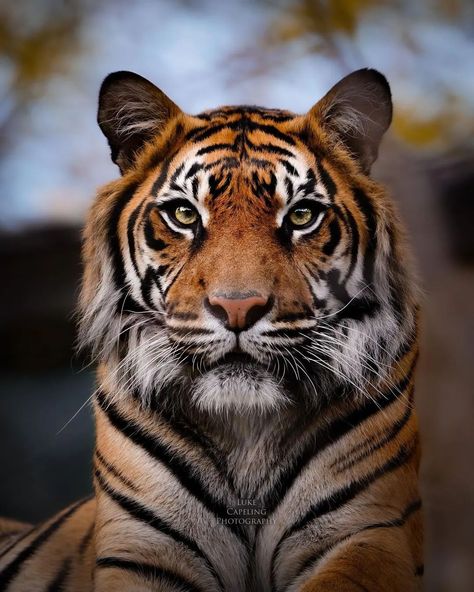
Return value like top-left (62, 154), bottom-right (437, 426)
top-left (206, 293), bottom-right (270, 331)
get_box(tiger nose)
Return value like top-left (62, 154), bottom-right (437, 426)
top-left (206, 292), bottom-right (271, 331)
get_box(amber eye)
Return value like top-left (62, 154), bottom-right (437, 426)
top-left (174, 205), bottom-right (198, 226)
top-left (288, 206), bottom-right (314, 227)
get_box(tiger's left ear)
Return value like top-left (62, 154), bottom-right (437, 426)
top-left (309, 68), bottom-right (392, 173)
top-left (98, 71), bottom-right (182, 174)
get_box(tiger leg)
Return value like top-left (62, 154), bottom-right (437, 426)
top-left (292, 528), bottom-right (422, 592)
top-left (0, 519), bottom-right (31, 556)
top-left (0, 498), bottom-right (96, 591)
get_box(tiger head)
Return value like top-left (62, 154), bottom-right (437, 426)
top-left (79, 69), bottom-right (418, 414)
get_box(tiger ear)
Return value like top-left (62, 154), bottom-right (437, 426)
top-left (98, 71), bottom-right (182, 174)
top-left (309, 69), bottom-right (392, 172)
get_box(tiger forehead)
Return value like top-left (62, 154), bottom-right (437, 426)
top-left (185, 105), bottom-right (304, 161)
top-left (194, 104), bottom-right (298, 123)
top-left (151, 107), bottom-right (327, 208)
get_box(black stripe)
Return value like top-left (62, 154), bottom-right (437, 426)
top-left (46, 558), bottom-right (71, 592)
top-left (78, 523), bottom-right (94, 556)
top-left (168, 326), bottom-right (213, 337)
top-left (187, 122), bottom-right (236, 143)
top-left (95, 392), bottom-right (247, 544)
top-left (169, 162), bottom-right (185, 184)
top-left (191, 176), bottom-right (200, 201)
top-left (187, 116), bottom-right (296, 146)
top-left (296, 168), bottom-right (317, 198)
top-left (247, 120), bottom-right (296, 145)
top-left (278, 159), bottom-right (298, 176)
top-left (0, 498), bottom-right (89, 591)
top-left (249, 157), bottom-right (273, 169)
top-left (386, 224), bottom-right (406, 326)
top-left (156, 264), bottom-right (170, 278)
top-left (333, 386), bottom-right (414, 473)
top-left (197, 106), bottom-right (295, 122)
top-left (292, 499), bottom-right (422, 586)
top-left (415, 564), bottom-right (424, 576)
top-left (284, 177), bottom-right (295, 202)
top-left (107, 181), bottom-right (140, 292)
top-left (95, 471), bottom-right (222, 591)
top-left (0, 525), bottom-right (37, 562)
top-left (274, 311), bottom-right (311, 323)
top-left (97, 556), bottom-right (204, 592)
top-left (261, 328), bottom-right (306, 339)
top-left (169, 182), bottom-right (186, 194)
top-left (300, 265), bottom-right (324, 310)
top-left (95, 449), bottom-right (138, 491)
top-left (251, 170), bottom-right (277, 206)
top-left (196, 143), bottom-right (236, 155)
top-left (322, 217), bottom-right (341, 256)
top-left (361, 498), bottom-right (422, 532)
top-left (163, 261), bottom-right (187, 298)
top-left (126, 200), bottom-right (144, 277)
top-left (316, 161), bottom-right (337, 201)
top-left (204, 158), bottom-right (239, 172)
top-left (263, 357), bottom-right (416, 517)
top-left (352, 186), bottom-right (377, 285)
top-left (245, 138), bottom-right (294, 157)
top-left (151, 158), bottom-right (171, 196)
top-left (143, 204), bottom-right (169, 251)
top-left (140, 265), bottom-right (162, 308)
top-left (341, 204), bottom-right (360, 281)
top-left (208, 172), bottom-right (232, 200)
top-left (185, 162), bottom-right (204, 179)
top-left (153, 403), bottom-right (232, 489)
top-left (271, 441), bottom-right (417, 591)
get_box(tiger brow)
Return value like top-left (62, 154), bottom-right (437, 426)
top-left (196, 143), bottom-right (236, 156)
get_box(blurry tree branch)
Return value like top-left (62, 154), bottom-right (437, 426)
top-left (0, 0), bottom-right (91, 158)
top-left (240, 0), bottom-right (474, 152)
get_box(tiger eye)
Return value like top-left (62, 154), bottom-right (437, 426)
top-left (175, 206), bottom-right (198, 225)
top-left (289, 207), bottom-right (313, 227)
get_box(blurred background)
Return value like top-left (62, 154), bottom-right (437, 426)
top-left (0, 0), bottom-right (473, 590)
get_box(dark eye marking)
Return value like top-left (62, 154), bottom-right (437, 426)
top-left (321, 217), bottom-right (341, 256)
top-left (185, 162), bottom-right (204, 179)
top-left (144, 212), bottom-right (169, 251)
top-left (169, 162), bottom-right (185, 184)
top-left (279, 159), bottom-right (299, 177)
top-left (296, 168), bottom-right (317, 197)
top-left (285, 177), bottom-right (295, 203)
top-left (315, 161), bottom-right (337, 201)
top-left (169, 182), bottom-right (186, 194)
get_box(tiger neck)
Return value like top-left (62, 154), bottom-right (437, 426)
top-left (93, 348), bottom-right (415, 504)
top-left (93, 365), bottom-right (330, 501)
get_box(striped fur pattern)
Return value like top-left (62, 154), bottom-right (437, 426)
top-left (0, 69), bottom-right (423, 591)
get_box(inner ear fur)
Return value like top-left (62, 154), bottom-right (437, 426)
top-left (309, 68), bottom-right (392, 172)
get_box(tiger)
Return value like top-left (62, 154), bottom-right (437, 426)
top-left (0, 67), bottom-right (423, 591)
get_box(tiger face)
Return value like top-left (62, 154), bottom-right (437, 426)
top-left (80, 69), bottom-right (418, 414)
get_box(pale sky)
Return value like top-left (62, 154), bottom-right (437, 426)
top-left (0, 0), bottom-right (472, 227)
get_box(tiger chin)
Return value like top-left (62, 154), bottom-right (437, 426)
top-left (0, 68), bottom-right (423, 592)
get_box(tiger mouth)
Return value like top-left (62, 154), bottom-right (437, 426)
top-left (212, 351), bottom-right (256, 366)
top-left (183, 350), bottom-right (264, 373)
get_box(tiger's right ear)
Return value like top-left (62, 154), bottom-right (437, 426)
top-left (308, 69), bottom-right (392, 173)
top-left (98, 71), bottom-right (182, 174)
